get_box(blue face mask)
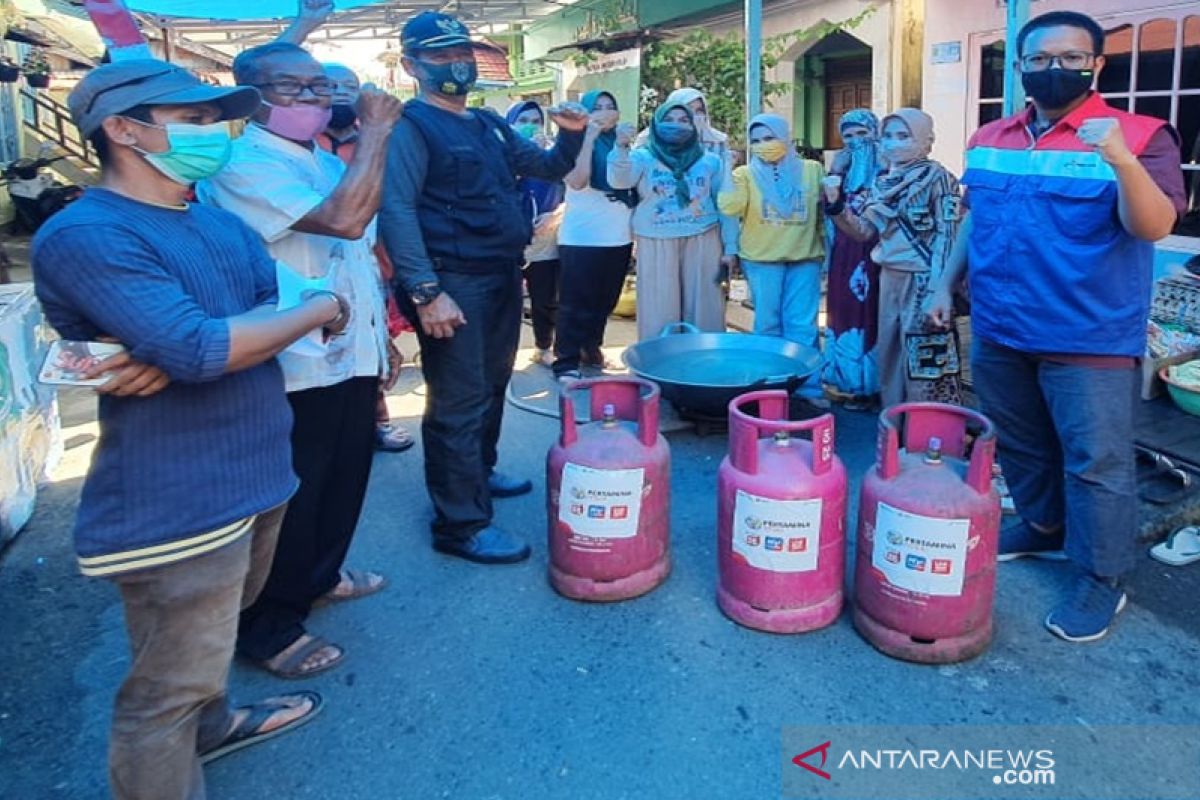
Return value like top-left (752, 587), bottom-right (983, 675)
top-left (656, 122), bottom-right (694, 145)
top-left (129, 119), bottom-right (232, 185)
top-left (845, 136), bottom-right (871, 151)
top-left (418, 59), bottom-right (478, 96)
top-left (515, 122), bottom-right (541, 139)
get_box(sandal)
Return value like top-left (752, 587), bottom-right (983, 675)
top-left (1150, 525), bottom-right (1200, 567)
top-left (199, 690), bottom-right (324, 765)
top-left (314, 568), bottom-right (388, 608)
top-left (259, 634), bottom-right (345, 680)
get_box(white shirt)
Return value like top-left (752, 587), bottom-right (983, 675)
top-left (558, 185), bottom-right (633, 247)
top-left (198, 124), bottom-right (387, 393)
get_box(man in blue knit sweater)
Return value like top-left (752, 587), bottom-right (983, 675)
top-left (32, 60), bottom-right (349, 800)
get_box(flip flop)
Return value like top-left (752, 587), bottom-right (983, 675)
top-left (313, 568), bottom-right (388, 608)
top-left (258, 634), bottom-right (345, 680)
top-left (199, 690), bottom-right (324, 765)
top-left (1150, 525), bottom-right (1200, 567)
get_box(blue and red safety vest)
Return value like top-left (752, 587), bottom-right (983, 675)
top-left (963, 92), bottom-right (1166, 357)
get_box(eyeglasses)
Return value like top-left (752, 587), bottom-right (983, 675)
top-left (1019, 51), bottom-right (1095, 72)
top-left (251, 79), bottom-right (334, 97)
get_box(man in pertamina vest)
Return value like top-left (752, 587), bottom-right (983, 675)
top-left (929, 10), bottom-right (1187, 642)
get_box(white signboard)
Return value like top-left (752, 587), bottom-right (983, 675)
top-left (872, 502), bottom-right (970, 597)
top-left (732, 491), bottom-right (823, 573)
top-left (578, 48), bottom-right (641, 76)
top-left (558, 462), bottom-right (644, 539)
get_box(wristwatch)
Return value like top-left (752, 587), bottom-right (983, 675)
top-left (410, 282), bottom-right (442, 307)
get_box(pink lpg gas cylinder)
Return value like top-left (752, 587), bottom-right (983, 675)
top-left (547, 377), bottom-right (671, 602)
top-left (853, 402), bottom-right (1002, 663)
top-left (717, 391), bottom-right (847, 633)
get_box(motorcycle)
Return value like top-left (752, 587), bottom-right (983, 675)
top-left (1, 148), bottom-right (83, 233)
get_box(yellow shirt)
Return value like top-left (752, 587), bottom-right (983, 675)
top-left (718, 159), bottom-right (825, 263)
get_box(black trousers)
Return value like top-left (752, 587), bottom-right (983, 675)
top-left (553, 244), bottom-right (632, 375)
top-left (238, 376), bottom-right (377, 661)
top-left (399, 266), bottom-right (523, 542)
top-left (524, 258), bottom-right (560, 350)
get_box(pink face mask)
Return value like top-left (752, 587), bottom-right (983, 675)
top-left (263, 102), bottom-right (333, 142)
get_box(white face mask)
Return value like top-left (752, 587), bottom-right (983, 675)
top-left (692, 111), bottom-right (709, 130)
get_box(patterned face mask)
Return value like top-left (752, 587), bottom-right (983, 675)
top-left (419, 59), bottom-right (478, 96)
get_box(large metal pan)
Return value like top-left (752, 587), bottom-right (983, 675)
top-left (621, 323), bottom-right (823, 418)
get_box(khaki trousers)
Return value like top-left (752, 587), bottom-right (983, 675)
top-left (108, 504), bottom-right (286, 800)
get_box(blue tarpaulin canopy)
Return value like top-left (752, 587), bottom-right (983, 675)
top-left (113, 0), bottom-right (576, 45)
top-left (124, 1), bottom-right (380, 20)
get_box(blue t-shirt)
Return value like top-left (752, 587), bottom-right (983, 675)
top-left (32, 188), bottom-right (297, 574)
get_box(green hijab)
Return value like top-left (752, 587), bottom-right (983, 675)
top-left (581, 90), bottom-right (618, 193)
top-left (649, 102), bottom-right (706, 209)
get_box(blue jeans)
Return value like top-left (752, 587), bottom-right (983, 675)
top-left (741, 259), bottom-right (822, 348)
top-left (971, 338), bottom-right (1138, 577)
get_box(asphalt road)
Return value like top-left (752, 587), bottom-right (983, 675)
top-left (3, 329), bottom-right (1200, 800)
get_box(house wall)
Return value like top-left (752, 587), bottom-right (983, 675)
top-left (682, 0), bottom-right (895, 148)
top-left (923, 0), bottom-right (1194, 172)
top-left (923, 0), bottom-right (1200, 265)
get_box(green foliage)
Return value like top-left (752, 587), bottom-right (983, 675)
top-left (639, 7), bottom-right (875, 137)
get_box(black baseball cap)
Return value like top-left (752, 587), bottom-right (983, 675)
top-left (69, 59), bottom-right (260, 137)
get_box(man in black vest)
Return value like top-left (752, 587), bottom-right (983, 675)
top-left (379, 11), bottom-right (587, 563)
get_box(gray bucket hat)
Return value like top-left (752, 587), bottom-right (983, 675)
top-left (69, 59), bottom-right (261, 137)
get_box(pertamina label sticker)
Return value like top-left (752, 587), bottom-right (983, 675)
top-left (871, 502), bottom-right (969, 596)
top-left (558, 463), bottom-right (645, 539)
top-left (732, 490), bottom-right (822, 573)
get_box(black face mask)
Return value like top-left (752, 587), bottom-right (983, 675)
top-left (329, 103), bottom-right (357, 129)
top-left (1021, 68), bottom-right (1093, 110)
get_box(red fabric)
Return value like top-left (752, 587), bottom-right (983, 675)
top-left (967, 92), bottom-right (1165, 156)
top-left (316, 130), bottom-right (358, 164)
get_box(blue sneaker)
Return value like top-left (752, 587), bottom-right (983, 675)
top-left (1045, 573), bottom-right (1128, 642)
top-left (997, 520), bottom-right (1068, 562)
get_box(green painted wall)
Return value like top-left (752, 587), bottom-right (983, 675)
top-left (637, 0), bottom-right (737, 27)
top-left (793, 55), bottom-right (826, 149)
top-left (526, 0), bottom-right (638, 61)
top-left (565, 67), bottom-right (641, 122)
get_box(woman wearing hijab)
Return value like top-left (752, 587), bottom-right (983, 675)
top-left (823, 109), bottom-right (883, 405)
top-left (609, 101), bottom-right (739, 341)
top-left (718, 113), bottom-right (825, 347)
top-left (826, 108), bottom-right (962, 408)
top-left (635, 86), bottom-right (731, 169)
top-left (506, 100), bottom-right (565, 366)
top-left (552, 90), bottom-right (635, 381)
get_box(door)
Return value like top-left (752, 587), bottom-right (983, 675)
top-left (824, 56), bottom-right (873, 149)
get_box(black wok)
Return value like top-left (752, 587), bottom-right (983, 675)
top-left (621, 323), bottom-right (823, 417)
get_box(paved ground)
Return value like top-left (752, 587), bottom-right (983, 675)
top-left (3, 315), bottom-right (1200, 799)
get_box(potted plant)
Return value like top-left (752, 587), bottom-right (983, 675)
top-left (0, 56), bottom-right (19, 83)
top-left (22, 51), bottom-right (50, 89)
